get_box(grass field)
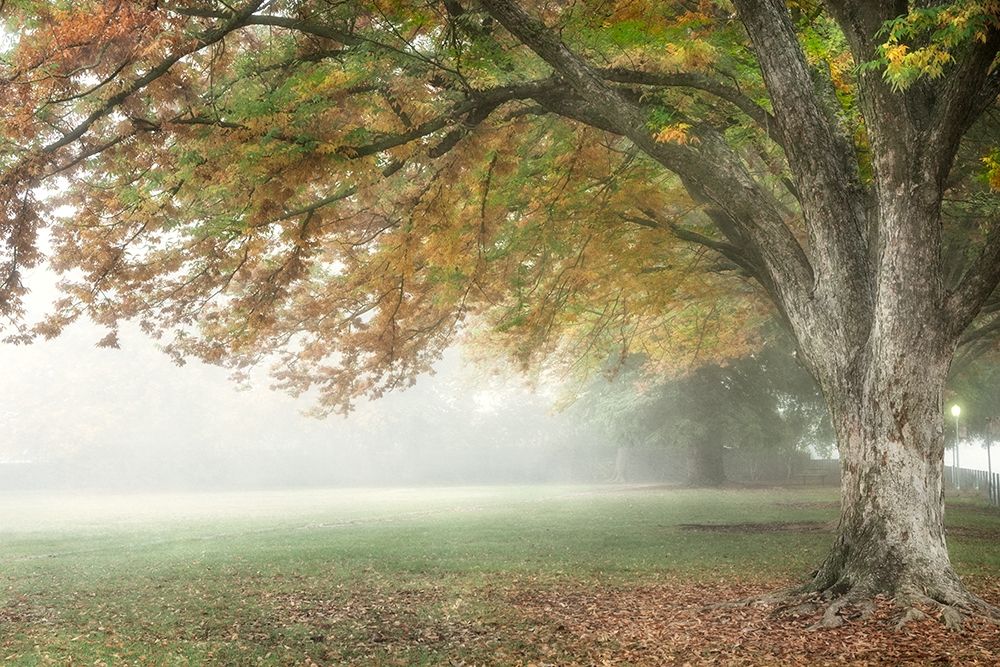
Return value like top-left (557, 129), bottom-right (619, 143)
top-left (2, 485), bottom-right (999, 665)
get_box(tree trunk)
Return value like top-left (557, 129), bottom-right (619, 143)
top-left (611, 445), bottom-right (629, 483)
top-left (797, 354), bottom-right (998, 626)
top-left (481, 0), bottom-right (1000, 626)
top-left (797, 200), bottom-right (990, 621)
top-left (687, 438), bottom-right (726, 487)
top-left (810, 366), bottom-right (962, 601)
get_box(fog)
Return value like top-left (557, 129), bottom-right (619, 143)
top-left (3, 279), bottom-right (992, 497)
top-left (1, 257), bottom-right (989, 498)
top-left (0, 315), bottom-right (618, 491)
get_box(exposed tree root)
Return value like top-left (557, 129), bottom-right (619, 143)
top-left (894, 606), bottom-right (926, 629)
top-left (892, 586), bottom-right (1000, 631)
top-left (707, 579), bottom-right (1000, 632)
top-left (803, 595), bottom-right (880, 630)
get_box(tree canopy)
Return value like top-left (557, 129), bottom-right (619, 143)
top-left (0, 0), bottom-right (944, 408)
top-left (3, 0), bottom-right (1000, 623)
top-left (0, 3), bottom-right (996, 397)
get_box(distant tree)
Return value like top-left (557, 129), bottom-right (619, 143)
top-left (565, 357), bottom-right (666, 484)
top-left (572, 334), bottom-right (829, 486)
top-left (947, 356), bottom-right (1000, 442)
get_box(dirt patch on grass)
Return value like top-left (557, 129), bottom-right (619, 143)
top-left (946, 524), bottom-right (1000, 540)
top-left (511, 578), bottom-right (1000, 666)
top-left (680, 521), bottom-right (832, 533)
top-left (773, 500), bottom-right (841, 510)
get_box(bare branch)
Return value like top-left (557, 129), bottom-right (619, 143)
top-left (947, 218), bottom-right (1000, 336)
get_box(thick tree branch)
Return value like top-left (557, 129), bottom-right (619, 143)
top-left (597, 68), bottom-right (783, 148)
top-left (733, 0), bottom-right (870, 316)
top-left (130, 77), bottom-right (564, 179)
top-left (823, 1), bottom-right (905, 60)
top-left (826, 2), bottom-right (997, 186)
top-left (257, 186), bottom-right (359, 227)
top-left (957, 311), bottom-right (1000, 348)
top-left (243, 14), bottom-right (361, 45)
top-left (623, 211), bottom-right (762, 281)
top-left (479, 0), bottom-right (815, 326)
top-left (427, 98), bottom-right (503, 158)
top-left (973, 70), bottom-right (1000, 119)
top-left (930, 33), bottom-right (1000, 175)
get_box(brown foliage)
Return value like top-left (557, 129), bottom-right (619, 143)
top-left (0, 1), bottom-right (770, 412)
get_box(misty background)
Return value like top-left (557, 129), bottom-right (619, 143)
top-left (0, 314), bottom-right (607, 490)
top-left (1, 260), bottom-right (993, 494)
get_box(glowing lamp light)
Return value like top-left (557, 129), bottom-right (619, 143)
top-left (951, 405), bottom-right (962, 417)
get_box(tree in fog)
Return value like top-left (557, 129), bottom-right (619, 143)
top-left (947, 357), bottom-right (1000, 443)
top-left (573, 334), bottom-right (829, 486)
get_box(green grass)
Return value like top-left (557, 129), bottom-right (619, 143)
top-left (1, 485), bottom-right (998, 665)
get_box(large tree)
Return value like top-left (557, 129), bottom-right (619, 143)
top-left (2, 1), bottom-right (999, 625)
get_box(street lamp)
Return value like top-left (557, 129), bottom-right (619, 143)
top-left (951, 404), bottom-right (962, 491)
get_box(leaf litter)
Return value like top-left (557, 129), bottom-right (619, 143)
top-left (243, 577), bottom-right (1000, 665)
top-left (510, 577), bottom-right (1000, 666)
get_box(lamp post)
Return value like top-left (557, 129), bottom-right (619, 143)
top-left (951, 404), bottom-right (962, 491)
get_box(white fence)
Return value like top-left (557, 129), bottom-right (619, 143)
top-left (944, 465), bottom-right (1000, 506)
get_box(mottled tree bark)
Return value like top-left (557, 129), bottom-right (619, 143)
top-left (789, 172), bottom-right (978, 622)
top-left (812, 348), bottom-right (958, 604)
